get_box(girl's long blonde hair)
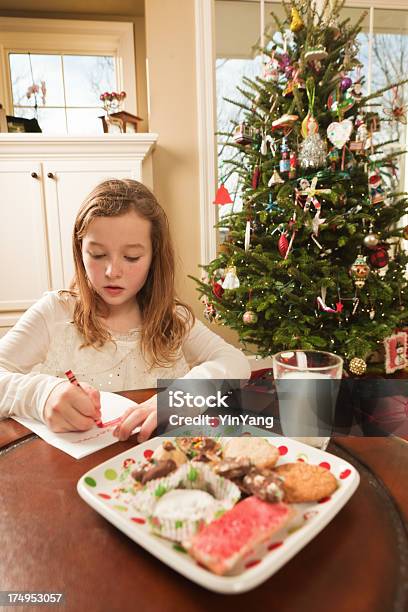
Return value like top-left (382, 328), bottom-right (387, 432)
top-left (64, 178), bottom-right (194, 367)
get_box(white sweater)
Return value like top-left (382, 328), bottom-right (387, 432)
top-left (0, 291), bottom-right (251, 423)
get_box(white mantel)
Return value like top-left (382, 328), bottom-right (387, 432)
top-left (0, 133), bottom-right (158, 158)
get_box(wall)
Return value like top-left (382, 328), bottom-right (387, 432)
top-left (144, 0), bottom-right (200, 311)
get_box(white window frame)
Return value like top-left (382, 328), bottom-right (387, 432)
top-left (195, 0), bottom-right (408, 266)
top-left (0, 17), bottom-right (137, 117)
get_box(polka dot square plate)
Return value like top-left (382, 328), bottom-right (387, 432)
top-left (77, 435), bottom-right (359, 594)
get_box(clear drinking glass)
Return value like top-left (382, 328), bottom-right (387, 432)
top-left (272, 350), bottom-right (343, 451)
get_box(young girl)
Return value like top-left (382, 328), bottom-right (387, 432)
top-left (0, 179), bottom-right (250, 442)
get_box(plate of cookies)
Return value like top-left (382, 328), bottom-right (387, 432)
top-left (77, 435), bottom-right (359, 593)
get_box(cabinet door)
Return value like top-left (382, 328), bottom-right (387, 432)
top-left (43, 159), bottom-right (142, 290)
top-left (0, 161), bottom-right (50, 311)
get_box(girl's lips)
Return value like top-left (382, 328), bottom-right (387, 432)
top-left (104, 286), bottom-right (125, 295)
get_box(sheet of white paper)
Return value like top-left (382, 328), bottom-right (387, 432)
top-left (12, 391), bottom-right (141, 459)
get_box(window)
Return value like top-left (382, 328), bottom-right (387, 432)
top-left (9, 52), bottom-right (116, 135)
top-left (0, 17), bottom-right (136, 135)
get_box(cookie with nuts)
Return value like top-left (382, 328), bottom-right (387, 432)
top-left (274, 463), bottom-right (338, 503)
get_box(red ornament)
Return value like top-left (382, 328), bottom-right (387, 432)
top-left (252, 165), bottom-right (260, 189)
top-left (213, 184), bottom-right (233, 205)
top-left (369, 245), bottom-right (389, 268)
top-left (278, 233), bottom-right (289, 257)
top-left (212, 280), bottom-right (224, 299)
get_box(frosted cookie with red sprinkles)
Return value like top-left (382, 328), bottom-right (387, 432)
top-left (186, 496), bottom-right (293, 575)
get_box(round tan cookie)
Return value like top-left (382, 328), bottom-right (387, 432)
top-left (274, 463), bottom-right (338, 503)
top-left (223, 437), bottom-right (279, 470)
top-left (152, 441), bottom-right (187, 467)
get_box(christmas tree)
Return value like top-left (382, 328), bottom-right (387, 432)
top-left (195, 0), bottom-right (408, 375)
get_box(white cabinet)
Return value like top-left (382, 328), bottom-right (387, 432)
top-left (0, 134), bottom-right (157, 327)
top-left (0, 160), bottom-right (50, 310)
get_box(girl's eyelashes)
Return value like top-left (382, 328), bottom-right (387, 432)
top-left (87, 252), bottom-right (140, 262)
top-left (88, 252), bottom-right (105, 259)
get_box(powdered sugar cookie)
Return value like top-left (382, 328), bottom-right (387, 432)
top-left (223, 437), bottom-right (279, 470)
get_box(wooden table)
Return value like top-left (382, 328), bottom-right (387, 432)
top-left (1, 389), bottom-right (407, 612)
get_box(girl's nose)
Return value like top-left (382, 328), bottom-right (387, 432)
top-left (105, 260), bottom-right (123, 278)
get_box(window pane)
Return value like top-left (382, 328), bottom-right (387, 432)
top-left (66, 108), bottom-right (105, 135)
top-left (9, 53), bottom-right (64, 107)
top-left (372, 9), bottom-right (408, 193)
top-left (215, 1), bottom-right (286, 59)
top-left (13, 107), bottom-right (67, 135)
top-left (9, 54), bottom-right (32, 106)
top-left (215, 2), bottom-right (284, 222)
top-left (216, 57), bottom-right (262, 219)
top-left (64, 55), bottom-right (116, 107)
top-left (35, 108), bottom-right (67, 135)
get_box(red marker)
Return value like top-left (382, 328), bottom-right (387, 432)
top-left (98, 416), bottom-right (123, 429)
top-left (64, 369), bottom-right (104, 427)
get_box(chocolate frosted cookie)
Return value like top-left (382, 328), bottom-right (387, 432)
top-left (213, 457), bottom-right (252, 480)
top-left (132, 459), bottom-right (177, 484)
top-left (223, 437), bottom-right (279, 470)
top-left (274, 463), bottom-right (338, 503)
top-left (152, 441), bottom-right (187, 467)
top-left (243, 468), bottom-right (285, 503)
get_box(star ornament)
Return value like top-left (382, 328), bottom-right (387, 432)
top-left (312, 210), bottom-right (326, 236)
top-left (266, 199), bottom-right (281, 212)
top-left (335, 302), bottom-right (344, 313)
top-left (297, 178), bottom-right (331, 212)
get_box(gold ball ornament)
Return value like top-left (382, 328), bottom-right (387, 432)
top-left (218, 240), bottom-right (231, 255)
top-left (243, 310), bottom-right (258, 325)
top-left (349, 357), bottom-right (367, 376)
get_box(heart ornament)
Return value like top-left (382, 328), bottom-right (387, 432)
top-left (327, 119), bottom-right (353, 149)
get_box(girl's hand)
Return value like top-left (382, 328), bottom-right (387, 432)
top-left (113, 396), bottom-right (157, 443)
top-left (44, 381), bottom-right (101, 432)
